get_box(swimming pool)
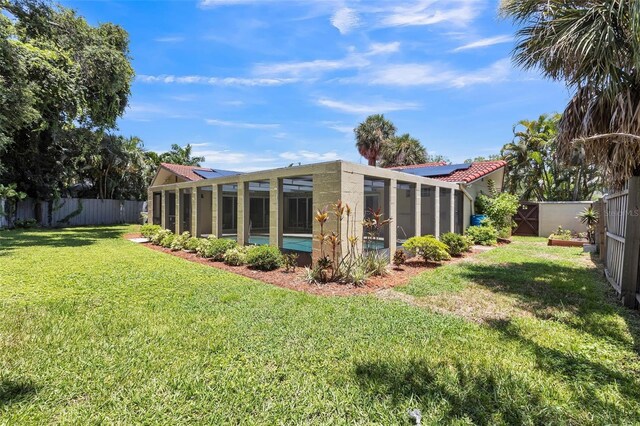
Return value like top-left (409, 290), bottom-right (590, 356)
top-left (242, 235), bottom-right (387, 253)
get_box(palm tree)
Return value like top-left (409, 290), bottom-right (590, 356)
top-left (379, 133), bottom-right (427, 167)
top-left (354, 114), bottom-right (396, 166)
top-left (160, 144), bottom-right (205, 166)
top-left (502, 0), bottom-right (640, 187)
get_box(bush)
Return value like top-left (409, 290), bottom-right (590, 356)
top-left (141, 224), bottom-right (162, 239)
top-left (223, 246), bottom-right (248, 266)
top-left (440, 232), bottom-right (472, 256)
top-left (151, 229), bottom-right (172, 245)
top-left (393, 249), bottom-right (407, 268)
top-left (359, 251), bottom-right (389, 276)
top-left (245, 245), bottom-right (282, 271)
top-left (184, 237), bottom-right (200, 252)
top-left (160, 233), bottom-right (175, 248)
top-left (466, 225), bottom-right (498, 246)
top-left (282, 253), bottom-right (298, 272)
top-left (197, 237), bottom-right (237, 260)
top-left (14, 218), bottom-right (38, 229)
top-left (403, 235), bottom-right (451, 263)
top-left (170, 232), bottom-right (191, 251)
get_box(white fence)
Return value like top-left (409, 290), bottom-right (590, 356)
top-left (0, 197), bottom-right (146, 228)
top-left (603, 190), bottom-right (628, 294)
top-left (597, 176), bottom-right (640, 309)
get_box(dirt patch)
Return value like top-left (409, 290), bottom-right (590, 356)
top-left (377, 285), bottom-right (535, 324)
top-left (129, 235), bottom-right (491, 297)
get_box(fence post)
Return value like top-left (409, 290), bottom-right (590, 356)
top-left (621, 176), bottom-right (640, 308)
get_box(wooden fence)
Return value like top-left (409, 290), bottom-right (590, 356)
top-left (597, 176), bottom-right (640, 309)
top-left (0, 197), bottom-right (146, 229)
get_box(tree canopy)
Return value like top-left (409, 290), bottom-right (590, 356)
top-left (0, 0), bottom-right (134, 199)
top-left (501, 114), bottom-right (602, 201)
top-left (379, 133), bottom-right (427, 168)
top-left (502, 0), bottom-right (640, 187)
top-left (354, 114), bottom-right (396, 166)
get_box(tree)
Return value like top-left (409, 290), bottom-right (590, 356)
top-left (379, 134), bottom-right (427, 167)
top-left (0, 0), bottom-right (134, 200)
top-left (354, 114), bottom-right (396, 166)
top-left (502, 0), bottom-right (640, 187)
top-left (464, 155), bottom-right (502, 163)
top-left (159, 144), bottom-right (205, 167)
top-left (425, 154), bottom-right (450, 164)
top-left (501, 114), bottom-right (602, 201)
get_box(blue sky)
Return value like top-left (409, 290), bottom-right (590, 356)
top-left (65, 0), bottom-right (570, 171)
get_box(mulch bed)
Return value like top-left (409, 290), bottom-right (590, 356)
top-left (125, 232), bottom-right (489, 296)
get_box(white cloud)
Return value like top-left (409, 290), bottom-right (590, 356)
top-left (331, 7), bottom-right (360, 34)
top-left (205, 119), bottom-right (280, 129)
top-left (279, 150), bottom-right (340, 162)
top-left (154, 36), bottom-right (185, 43)
top-left (253, 43), bottom-right (398, 78)
top-left (317, 98), bottom-right (419, 114)
top-left (366, 41), bottom-right (401, 55)
top-left (453, 35), bottom-right (513, 52)
top-left (137, 74), bottom-right (297, 86)
top-left (254, 57), bottom-right (368, 77)
top-left (380, 0), bottom-right (482, 28)
top-left (359, 58), bottom-right (512, 88)
top-left (323, 121), bottom-right (354, 136)
top-left (449, 58), bottom-right (511, 87)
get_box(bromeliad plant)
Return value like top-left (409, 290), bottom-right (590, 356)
top-left (308, 201), bottom-right (392, 284)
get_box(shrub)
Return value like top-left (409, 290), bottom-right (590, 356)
top-left (14, 218), bottom-right (38, 229)
top-left (282, 253), bottom-right (298, 272)
top-left (151, 229), bottom-right (172, 245)
top-left (359, 251), bottom-right (389, 276)
top-left (343, 263), bottom-right (370, 286)
top-left (441, 232), bottom-right (472, 256)
top-left (393, 249), bottom-right (407, 268)
top-left (403, 235), bottom-right (451, 263)
top-left (160, 233), bottom-right (175, 248)
top-left (245, 245), bottom-right (282, 271)
top-left (170, 232), bottom-right (191, 251)
top-left (184, 237), bottom-right (200, 252)
top-left (466, 225), bottom-right (498, 246)
top-left (223, 246), bottom-right (248, 266)
top-left (198, 238), bottom-right (237, 260)
top-left (140, 224), bottom-right (161, 239)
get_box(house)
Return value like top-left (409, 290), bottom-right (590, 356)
top-left (388, 160), bottom-right (507, 230)
top-left (148, 160), bottom-right (506, 262)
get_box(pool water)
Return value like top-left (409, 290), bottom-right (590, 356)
top-left (245, 235), bottom-right (386, 253)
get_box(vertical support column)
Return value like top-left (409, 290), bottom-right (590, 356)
top-left (621, 176), bottom-right (640, 308)
top-left (175, 188), bottom-right (181, 234)
top-left (434, 186), bottom-right (440, 238)
top-left (414, 184), bottom-right (422, 237)
top-left (191, 187), bottom-right (198, 237)
top-left (450, 189), bottom-right (456, 234)
top-left (313, 163), bottom-right (343, 262)
top-left (386, 178), bottom-right (397, 259)
top-left (237, 182), bottom-right (249, 245)
top-left (147, 190), bottom-right (153, 225)
top-left (161, 190), bottom-right (167, 229)
top-left (211, 184), bottom-right (222, 238)
top-left (269, 177), bottom-right (283, 248)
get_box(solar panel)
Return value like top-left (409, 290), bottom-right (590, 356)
top-left (399, 163), bottom-right (471, 177)
top-left (194, 169), bottom-right (243, 179)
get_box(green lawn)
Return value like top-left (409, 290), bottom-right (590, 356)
top-left (1, 227), bottom-right (639, 424)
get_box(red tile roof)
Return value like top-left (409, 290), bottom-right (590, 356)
top-left (391, 160), bottom-right (507, 184)
top-left (160, 163), bottom-right (211, 182)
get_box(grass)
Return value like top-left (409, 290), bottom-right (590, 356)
top-left (1, 227), bottom-right (640, 424)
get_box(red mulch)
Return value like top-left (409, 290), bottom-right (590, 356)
top-left (125, 232), bottom-right (485, 297)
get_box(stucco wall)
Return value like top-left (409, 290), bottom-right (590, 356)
top-left (461, 168), bottom-right (505, 230)
top-left (538, 201), bottom-right (592, 237)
